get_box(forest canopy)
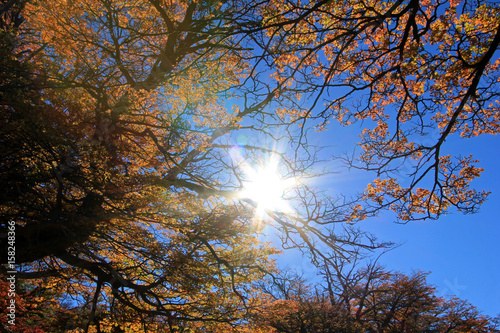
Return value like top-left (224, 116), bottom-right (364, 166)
top-left (1, 0), bottom-right (499, 331)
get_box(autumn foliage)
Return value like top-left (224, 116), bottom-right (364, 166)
top-left (2, 0), bottom-right (279, 330)
top-left (1, 0), bottom-right (499, 331)
top-left (255, 0), bottom-right (500, 222)
top-left (251, 264), bottom-right (500, 332)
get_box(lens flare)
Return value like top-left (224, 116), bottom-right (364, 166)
top-left (240, 161), bottom-right (295, 216)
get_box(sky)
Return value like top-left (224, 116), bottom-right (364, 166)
top-left (361, 132), bottom-right (500, 318)
top-left (226, 0), bottom-right (500, 316)
top-left (231, 81), bottom-right (500, 317)
top-left (277, 127), bottom-right (500, 318)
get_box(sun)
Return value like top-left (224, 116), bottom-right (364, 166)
top-left (240, 161), bottom-right (295, 215)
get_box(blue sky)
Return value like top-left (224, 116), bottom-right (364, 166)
top-left (359, 132), bottom-right (500, 317)
top-left (278, 128), bottom-right (500, 317)
top-left (235, 94), bottom-right (500, 317)
top-left (228, 0), bottom-right (500, 315)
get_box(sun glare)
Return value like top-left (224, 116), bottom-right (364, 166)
top-left (240, 162), bottom-right (295, 216)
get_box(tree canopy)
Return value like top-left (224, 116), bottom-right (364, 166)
top-left (1, 0), bottom-right (499, 331)
top-left (251, 259), bottom-right (500, 332)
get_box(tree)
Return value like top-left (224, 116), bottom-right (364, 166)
top-left (248, 0), bottom-right (500, 222)
top-left (1, 0), bottom-right (499, 331)
top-left (1, 0), bottom-right (284, 330)
top-left (0, 272), bottom-right (76, 333)
top-left (253, 260), bottom-right (500, 332)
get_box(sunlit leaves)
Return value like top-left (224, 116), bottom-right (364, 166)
top-left (3, 0), bottom-right (500, 329)
top-left (249, 264), bottom-right (500, 332)
top-left (1, 0), bottom-right (284, 330)
top-left (259, 0), bottom-right (500, 221)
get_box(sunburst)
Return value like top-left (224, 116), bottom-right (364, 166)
top-left (239, 159), bottom-right (296, 217)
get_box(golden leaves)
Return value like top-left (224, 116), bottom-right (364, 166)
top-left (7, 1), bottom-right (285, 329)
top-left (259, 0), bottom-right (498, 221)
top-left (439, 155), bottom-right (489, 207)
